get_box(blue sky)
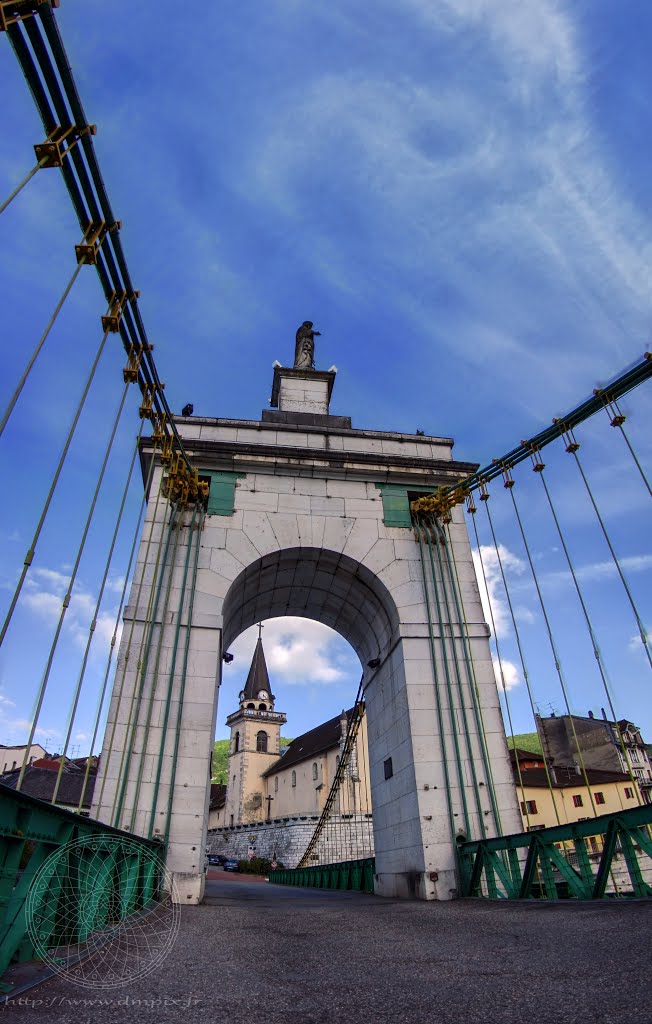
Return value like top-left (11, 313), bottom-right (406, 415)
top-left (0, 0), bottom-right (650, 752)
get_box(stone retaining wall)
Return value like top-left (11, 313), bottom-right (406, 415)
top-left (207, 814), bottom-right (374, 868)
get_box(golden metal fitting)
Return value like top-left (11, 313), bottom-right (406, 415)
top-left (75, 221), bottom-right (106, 265)
top-left (123, 345), bottom-right (142, 382)
top-left (162, 454), bottom-right (209, 507)
top-left (34, 123), bottom-right (96, 168)
top-left (138, 384), bottom-right (154, 420)
top-left (0, 0), bottom-right (58, 31)
top-left (553, 419), bottom-right (580, 453)
top-left (102, 290), bottom-right (127, 334)
top-left (524, 442), bottom-right (545, 473)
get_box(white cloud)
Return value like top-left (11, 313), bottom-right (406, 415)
top-left (628, 633), bottom-right (650, 657)
top-left (492, 655), bottom-right (521, 691)
top-left (543, 553), bottom-right (652, 589)
top-left (229, 617), bottom-right (357, 687)
top-left (472, 544), bottom-right (527, 638)
top-left (19, 566), bottom-right (120, 657)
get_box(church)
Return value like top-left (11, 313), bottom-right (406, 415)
top-left (207, 632), bottom-right (372, 866)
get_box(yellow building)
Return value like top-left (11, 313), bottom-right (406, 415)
top-left (511, 750), bottom-right (638, 832)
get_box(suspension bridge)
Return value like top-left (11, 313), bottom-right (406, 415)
top-left (0, 0), bottom-right (651, 1000)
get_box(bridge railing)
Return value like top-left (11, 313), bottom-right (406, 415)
top-left (269, 858), bottom-right (375, 893)
top-left (0, 786), bottom-right (167, 987)
top-left (458, 804), bottom-right (652, 899)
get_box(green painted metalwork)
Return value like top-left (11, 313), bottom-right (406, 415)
top-left (459, 804), bottom-right (652, 899)
top-left (375, 485), bottom-right (412, 528)
top-left (202, 471), bottom-right (245, 517)
top-left (269, 858), bottom-right (375, 894)
top-left (0, 786), bottom-right (164, 990)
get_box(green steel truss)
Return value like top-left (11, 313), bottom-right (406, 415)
top-left (0, 786), bottom-right (164, 989)
top-left (269, 858), bottom-right (375, 894)
top-left (459, 804), bottom-right (652, 900)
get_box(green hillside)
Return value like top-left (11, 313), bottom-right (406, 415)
top-left (211, 737), bottom-right (293, 783)
top-left (507, 732), bottom-right (543, 755)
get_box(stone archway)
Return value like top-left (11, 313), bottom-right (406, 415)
top-left (93, 361), bottom-right (521, 904)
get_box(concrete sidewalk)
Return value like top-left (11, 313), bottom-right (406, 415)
top-left (1, 876), bottom-right (650, 1023)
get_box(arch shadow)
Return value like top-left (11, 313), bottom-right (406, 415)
top-left (222, 547), bottom-right (400, 666)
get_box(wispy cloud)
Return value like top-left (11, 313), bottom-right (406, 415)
top-left (543, 553), bottom-right (652, 589)
top-left (19, 567), bottom-right (120, 654)
top-left (229, 617), bottom-right (357, 687)
top-left (472, 543), bottom-right (529, 638)
top-left (493, 655), bottom-right (521, 692)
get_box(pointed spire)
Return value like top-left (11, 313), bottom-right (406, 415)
top-left (242, 633), bottom-right (274, 702)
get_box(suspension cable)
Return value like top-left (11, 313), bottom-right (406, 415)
top-left (51, 420), bottom-right (144, 806)
top-left (148, 503), bottom-right (199, 839)
top-left (468, 508), bottom-right (535, 829)
top-left (429, 520), bottom-right (485, 837)
top-left (532, 458), bottom-right (643, 804)
top-left (414, 524), bottom-right (458, 846)
top-left (77, 437), bottom-right (157, 813)
top-left (0, 261), bottom-right (84, 438)
top-left (128, 505), bottom-right (183, 834)
top-left (421, 522), bottom-right (473, 838)
top-left (597, 394), bottom-right (652, 498)
top-left (17, 378), bottom-right (131, 790)
top-left (441, 518), bottom-right (503, 834)
top-left (0, 317), bottom-right (111, 648)
top-left (0, 154), bottom-right (48, 215)
top-left (163, 505), bottom-right (204, 849)
top-left (560, 432), bottom-right (652, 669)
top-left (112, 500), bottom-right (178, 829)
top-left (107, 492), bottom-right (170, 824)
top-left (491, 485), bottom-right (598, 816)
top-left (95, 450), bottom-right (163, 814)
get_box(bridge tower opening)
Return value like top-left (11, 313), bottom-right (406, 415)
top-left (92, 328), bottom-right (521, 903)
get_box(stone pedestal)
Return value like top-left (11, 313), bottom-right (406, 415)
top-left (271, 366), bottom-right (336, 417)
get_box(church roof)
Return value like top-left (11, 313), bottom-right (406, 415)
top-left (243, 636), bottom-right (274, 701)
top-left (263, 707), bottom-right (354, 777)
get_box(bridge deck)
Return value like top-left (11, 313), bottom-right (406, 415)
top-left (3, 874), bottom-right (651, 1021)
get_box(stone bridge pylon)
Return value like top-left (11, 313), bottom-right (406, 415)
top-left (93, 337), bottom-right (521, 903)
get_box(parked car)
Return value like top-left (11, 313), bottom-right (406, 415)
top-left (207, 854), bottom-right (224, 866)
top-left (223, 858), bottom-right (239, 872)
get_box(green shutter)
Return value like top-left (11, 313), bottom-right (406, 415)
top-left (375, 485), bottom-right (411, 528)
top-left (202, 471), bottom-right (245, 517)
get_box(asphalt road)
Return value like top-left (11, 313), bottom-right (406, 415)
top-left (1, 875), bottom-right (650, 1023)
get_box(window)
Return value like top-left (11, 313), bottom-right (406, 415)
top-left (234, 731), bottom-right (240, 753)
top-left (247, 703), bottom-right (255, 709)
top-left (232, 775), bottom-right (235, 784)
top-left (520, 800), bottom-right (538, 816)
top-left (630, 748), bottom-right (639, 763)
top-left (383, 757), bottom-right (393, 780)
top-left (594, 791), bottom-right (605, 805)
top-left (258, 703), bottom-right (267, 711)
top-left (291, 770), bottom-right (296, 788)
top-left (527, 824), bottom-right (545, 831)
top-left (624, 787), bottom-right (634, 799)
top-left (230, 815), bottom-right (234, 827)
top-left (312, 763), bottom-right (318, 780)
top-left (572, 794), bottom-right (583, 808)
top-left (274, 776), bottom-right (278, 793)
top-left (256, 731), bottom-right (268, 753)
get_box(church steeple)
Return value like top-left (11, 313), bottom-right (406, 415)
top-left (225, 624), bottom-right (286, 826)
top-left (240, 627), bottom-right (274, 706)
